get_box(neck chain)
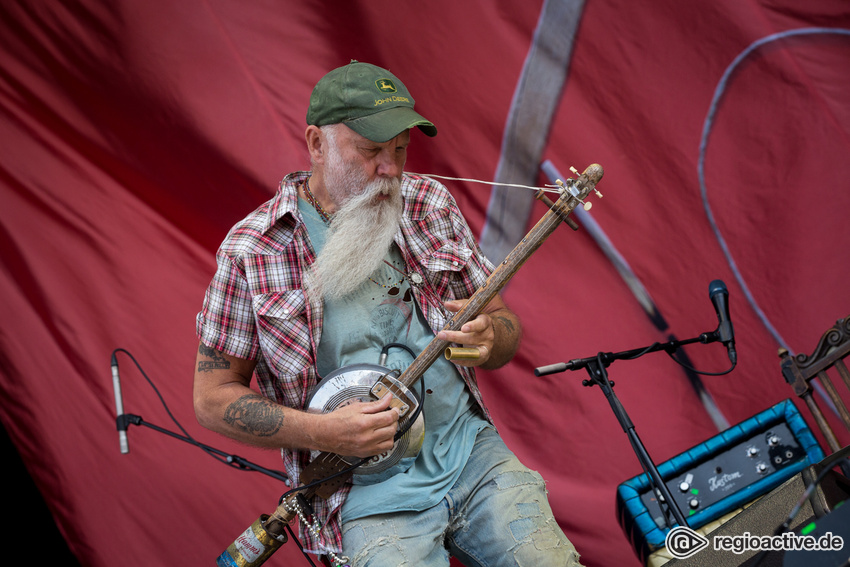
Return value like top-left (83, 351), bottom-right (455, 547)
top-left (303, 177), bottom-right (332, 224)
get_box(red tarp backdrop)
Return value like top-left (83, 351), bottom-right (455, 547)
top-left (1, 1), bottom-right (849, 566)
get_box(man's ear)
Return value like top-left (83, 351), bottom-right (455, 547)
top-left (305, 125), bottom-right (324, 164)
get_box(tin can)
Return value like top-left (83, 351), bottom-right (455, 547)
top-left (216, 514), bottom-right (287, 567)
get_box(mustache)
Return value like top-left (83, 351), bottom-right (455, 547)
top-left (356, 175), bottom-right (400, 199)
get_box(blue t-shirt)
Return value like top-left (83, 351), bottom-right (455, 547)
top-left (298, 199), bottom-right (490, 522)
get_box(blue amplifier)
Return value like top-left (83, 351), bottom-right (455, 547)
top-left (616, 399), bottom-right (824, 565)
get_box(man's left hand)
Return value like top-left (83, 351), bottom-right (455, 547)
top-left (437, 296), bottom-right (521, 369)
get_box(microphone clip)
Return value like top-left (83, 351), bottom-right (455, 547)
top-left (116, 413), bottom-right (140, 431)
top-left (699, 330), bottom-right (719, 344)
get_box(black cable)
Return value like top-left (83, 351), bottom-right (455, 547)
top-left (111, 348), bottom-right (288, 476)
top-left (380, 342), bottom-right (425, 441)
top-left (111, 348), bottom-right (320, 564)
top-left (774, 444), bottom-right (850, 535)
top-left (622, 342), bottom-right (664, 361)
top-left (381, 342), bottom-right (416, 359)
top-left (584, 339), bottom-right (737, 377)
top-left (749, 444), bottom-right (850, 567)
top-left (665, 347), bottom-right (736, 376)
top-left (284, 524), bottom-right (319, 567)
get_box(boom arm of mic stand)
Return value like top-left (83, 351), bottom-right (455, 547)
top-left (533, 333), bottom-right (719, 529)
top-left (118, 413), bottom-right (291, 484)
top-left (534, 333), bottom-right (715, 377)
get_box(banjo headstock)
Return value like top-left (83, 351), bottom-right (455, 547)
top-left (550, 163), bottom-right (604, 213)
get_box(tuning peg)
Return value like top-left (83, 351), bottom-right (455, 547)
top-left (555, 175), bottom-right (596, 210)
top-left (567, 165), bottom-right (603, 198)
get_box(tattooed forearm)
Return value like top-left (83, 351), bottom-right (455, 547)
top-left (223, 394), bottom-right (284, 437)
top-left (481, 310), bottom-right (522, 370)
top-left (492, 314), bottom-right (517, 336)
top-left (197, 344), bottom-right (231, 372)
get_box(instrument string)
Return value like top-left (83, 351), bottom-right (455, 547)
top-left (407, 172), bottom-right (562, 194)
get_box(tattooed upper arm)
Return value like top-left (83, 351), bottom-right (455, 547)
top-left (197, 344), bottom-right (231, 373)
top-left (194, 342), bottom-right (257, 385)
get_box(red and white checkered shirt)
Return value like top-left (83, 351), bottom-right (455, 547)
top-left (196, 171), bottom-right (495, 555)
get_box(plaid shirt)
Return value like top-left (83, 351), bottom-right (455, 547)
top-left (196, 171), bottom-right (495, 556)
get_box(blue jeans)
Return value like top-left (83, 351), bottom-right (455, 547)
top-left (341, 428), bottom-right (583, 566)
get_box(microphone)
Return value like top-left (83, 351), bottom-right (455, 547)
top-left (534, 362), bottom-right (570, 376)
top-left (708, 280), bottom-right (736, 365)
top-left (111, 352), bottom-right (129, 454)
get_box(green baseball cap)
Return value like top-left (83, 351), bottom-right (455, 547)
top-left (306, 60), bottom-right (437, 143)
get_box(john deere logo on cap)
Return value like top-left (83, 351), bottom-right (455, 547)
top-left (376, 79), bottom-right (397, 93)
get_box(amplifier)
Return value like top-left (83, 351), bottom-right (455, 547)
top-left (616, 399), bottom-right (825, 565)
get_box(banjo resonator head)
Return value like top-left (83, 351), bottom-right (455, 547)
top-left (305, 363), bottom-right (424, 476)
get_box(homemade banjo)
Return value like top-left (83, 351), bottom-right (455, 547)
top-left (254, 163), bottom-right (603, 554)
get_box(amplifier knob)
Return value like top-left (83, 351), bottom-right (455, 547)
top-left (678, 481), bottom-right (690, 492)
top-left (756, 462), bottom-right (768, 474)
top-left (768, 435), bottom-right (780, 446)
top-left (689, 498), bottom-right (700, 509)
top-left (747, 446), bottom-right (759, 457)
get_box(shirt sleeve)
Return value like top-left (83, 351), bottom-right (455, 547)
top-left (195, 248), bottom-right (261, 360)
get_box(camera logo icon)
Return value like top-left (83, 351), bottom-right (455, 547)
top-left (665, 526), bottom-right (709, 559)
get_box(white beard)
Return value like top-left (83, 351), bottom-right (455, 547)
top-left (304, 169), bottom-right (403, 302)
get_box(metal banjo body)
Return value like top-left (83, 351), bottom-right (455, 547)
top-left (305, 363), bottom-right (424, 476)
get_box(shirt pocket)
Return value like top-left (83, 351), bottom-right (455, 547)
top-left (422, 241), bottom-right (473, 273)
top-left (252, 290), bottom-right (314, 376)
top-left (420, 241), bottom-right (474, 300)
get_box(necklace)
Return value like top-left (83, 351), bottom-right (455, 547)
top-left (303, 177), bottom-right (332, 224)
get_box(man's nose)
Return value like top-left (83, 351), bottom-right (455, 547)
top-left (375, 150), bottom-right (403, 178)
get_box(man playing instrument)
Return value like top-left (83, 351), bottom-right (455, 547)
top-left (193, 60), bottom-right (582, 567)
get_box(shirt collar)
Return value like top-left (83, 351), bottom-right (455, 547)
top-left (264, 171), bottom-right (311, 234)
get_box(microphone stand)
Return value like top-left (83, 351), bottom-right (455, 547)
top-left (117, 413), bottom-right (292, 484)
top-left (535, 330), bottom-right (725, 529)
top-left (110, 348), bottom-right (324, 566)
top-left (117, 413), bottom-right (329, 566)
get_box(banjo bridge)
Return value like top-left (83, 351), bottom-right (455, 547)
top-left (370, 374), bottom-right (417, 417)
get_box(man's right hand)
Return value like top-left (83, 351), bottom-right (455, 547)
top-left (310, 394), bottom-right (400, 458)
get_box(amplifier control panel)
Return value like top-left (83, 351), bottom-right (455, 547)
top-left (639, 422), bottom-right (806, 529)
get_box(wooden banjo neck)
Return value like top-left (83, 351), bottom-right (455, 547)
top-left (388, 163), bottom-right (604, 392)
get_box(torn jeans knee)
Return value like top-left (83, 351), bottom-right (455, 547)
top-left (466, 468), bottom-right (583, 566)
